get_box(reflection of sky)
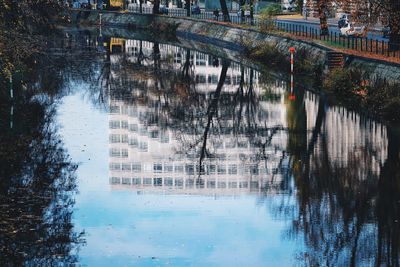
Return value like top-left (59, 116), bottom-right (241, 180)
top-left (57, 90), bottom-right (303, 266)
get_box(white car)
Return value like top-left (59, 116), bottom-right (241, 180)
top-left (340, 23), bottom-right (366, 37)
top-left (338, 13), bottom-right (352, 28)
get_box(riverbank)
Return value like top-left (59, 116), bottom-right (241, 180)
top-left (70, 10), bottom-right (400, 78)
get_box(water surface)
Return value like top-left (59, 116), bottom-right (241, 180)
top-left (1, 29), bottom-right (399, 267)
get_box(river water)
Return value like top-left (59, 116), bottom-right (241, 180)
top-left (1, 28), bottom-right (400, 266)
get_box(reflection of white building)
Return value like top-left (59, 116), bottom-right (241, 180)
top-left (108, 39), bottom-right (289, 195)
top-left (124, 40), bottom-right (261, 93)
top-left (108, 100), bottom-right (287, 194)
top-left (304, 91), bottom-right (388, 177)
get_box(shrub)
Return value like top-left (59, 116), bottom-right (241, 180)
top-left (365, 77), bottom-right (400, 121)
top-left (259, 4), bottom-right (282, 17)
top-left (259, 4), bottom-right (281, 32)
top-left (323, 68), bottom-right (365, 98)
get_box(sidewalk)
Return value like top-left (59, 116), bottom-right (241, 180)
top-left (276, 15), bottom-right (383, 33)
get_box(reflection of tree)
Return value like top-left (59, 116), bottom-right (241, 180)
top-left (198, 60), bottom-right (230, 169)
top-left (280, 89), bottom-right (400, 266)
top-left (375, 128), bottom-right (400, 267)
top-left (0, 57), bottom-right (83, 265)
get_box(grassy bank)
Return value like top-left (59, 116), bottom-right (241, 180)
top-left (242, 40), bottom-right (324, 76)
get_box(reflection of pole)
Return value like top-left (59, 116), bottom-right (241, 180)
top-left (99, 13), bottom-right (102, 36)
top-left (291, 73), bottom-right (293, 92)
top-left (289, 47), bottom-right (296, 101)
top-left (10, 106), bottom-right (13, 129)
top-left (9, 76), bottom-right (13, 129)
top-left (9, 76), bottom-right (13, 99)
top-left (289, 73), bottom-right (295, 101)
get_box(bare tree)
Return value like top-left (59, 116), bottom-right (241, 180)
top-left (318, 0), bottom-right (329, 35)
top-left (153, 0), bottom-right (160, 14)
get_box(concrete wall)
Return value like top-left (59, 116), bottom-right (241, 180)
top-left (348, 58), bottom-right (400, 81)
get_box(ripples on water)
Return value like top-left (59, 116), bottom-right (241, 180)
top-left (1, 29), bottom-right (399, 266)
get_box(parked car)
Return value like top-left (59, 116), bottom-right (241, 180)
top-left (340, 22), bottom-right (366, 37)
top-left (382, 26), bottom-right (391, 38)
top-left (338, 13), bottom-right (352, 29)
top-left (159, 5), bottom-right (168, 14)
top-left (191, 5), bottom-right (201, 15)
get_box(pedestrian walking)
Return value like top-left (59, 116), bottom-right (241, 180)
top-left (213, 8), bottom-right (219, 21)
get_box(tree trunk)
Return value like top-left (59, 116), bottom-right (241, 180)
top-left (182, 49), bottom-right (191, 78)
top-left (250, 0), bottom-right (254, 25)
top-left (153, 0), bottom-right (160, 14)
top-left (185, 0), bottom-right (190, 16)
top-left (239, 0), bottom-right (245, 22)
top-left (318, 0), bottom-right (329, 35)
top-left (219, 0), bottom-right (231, 22)
top-left (199, 60), bottom-right (230, 168)
top-left (153, 42), bottom-right (160, 69)
top-left (137, 40), bottom-right (144, 65)
top-left (388, 0), bottom-right (400, 51)
top-left (177, 0), bottom-right (182, 8)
